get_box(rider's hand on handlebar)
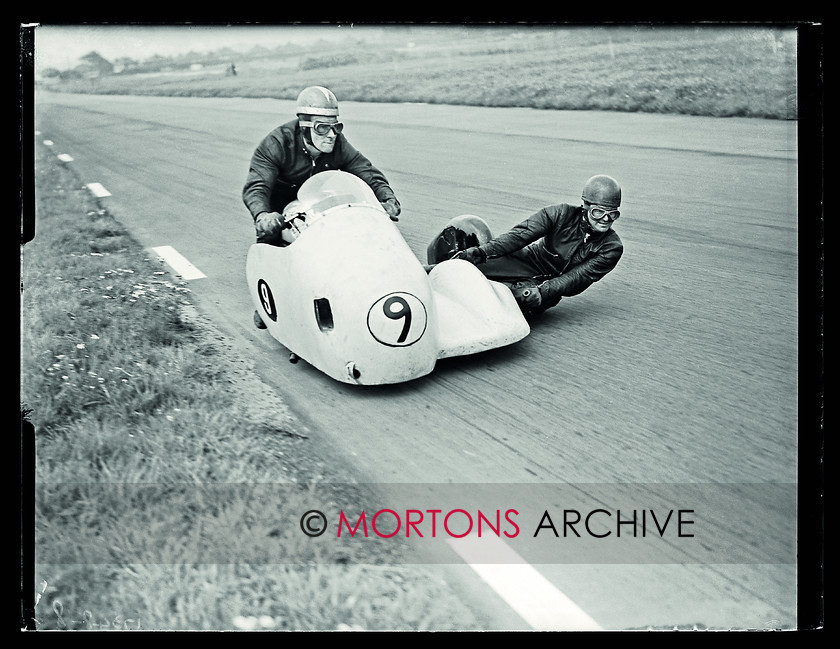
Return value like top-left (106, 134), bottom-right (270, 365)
top-left (254, 211), bottom-right (285, 237)
top-left (381, 198), bottom-right (401, 221)
top-left (453, 246), bottom-right (486, 265)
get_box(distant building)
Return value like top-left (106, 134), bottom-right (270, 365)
top-left (75, 51), bottom-right (114, 78)
top-left (112, 57), bottom-right (141, 74)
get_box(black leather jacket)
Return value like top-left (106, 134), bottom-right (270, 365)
top-left (478, 203), bottom-right (623, 307)
top-left (242, 119), bottom-right (399, 218)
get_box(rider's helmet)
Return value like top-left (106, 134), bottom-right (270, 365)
top-left (581, 175), bottom-right (621, 208)
top-left (296, 86), bottom-right (340, 118)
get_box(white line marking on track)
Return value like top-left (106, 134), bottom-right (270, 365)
top-left (86, 182), bottom-right (112, 197)
top-left (57, 153), bottom-right (73, 162)
top-left (447, 534), bottom-right (602, 631)
top-left (151, 245), bottom-right (207, 280)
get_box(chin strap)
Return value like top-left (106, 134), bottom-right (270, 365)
top-left (580, 209), bottom-right (596, 237)
top-left (302, 126), bottom-right (314, 148)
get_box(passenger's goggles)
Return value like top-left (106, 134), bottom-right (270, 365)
top-left (588, 205), bottom-right (621, 222)
top-left (303, 121), bottom-right (344, 136)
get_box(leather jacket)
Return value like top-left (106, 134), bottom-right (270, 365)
top-left (242, 119), bottom-right (399, 218)
top-left (478, 203), bottom-right (623, 307)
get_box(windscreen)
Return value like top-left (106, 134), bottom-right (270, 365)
top-left (296, 170), bottom-right (381, 217)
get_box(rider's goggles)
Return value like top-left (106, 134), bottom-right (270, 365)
top-left (303, 121), bottom-right (344, 136)
top-left (588, 205), bottom-right (621, 222)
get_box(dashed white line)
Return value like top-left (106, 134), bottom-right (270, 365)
top-left (447, 534), bottom-right (602, 631)
top-left (41, 152), bottom-right (205, 283)
top-left (151, 245), bottom-right (207, 280)
top-left (86, 182), bottom-right (112, 197)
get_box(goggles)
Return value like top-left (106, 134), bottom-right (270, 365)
top-left (587, 205), bottom-right (621, 222)
top-left (302, 121), bottom-right (344, 136)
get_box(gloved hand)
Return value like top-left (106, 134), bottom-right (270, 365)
top-left (381, 198), bottom-right (401, 221)
top-left (511, 284), bottom-right (542, 310)
top-left (453, 246), bottom-right (486, 265)
top-left (254, 211), bottom-right (286, 238)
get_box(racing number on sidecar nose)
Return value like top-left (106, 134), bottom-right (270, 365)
top-left (368, 292), bottom-right (427, 347)
top-left (257, 279), bottom-right (278, 322)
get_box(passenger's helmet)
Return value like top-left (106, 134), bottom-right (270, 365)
top-left (581, 175), bottom-right (621, 208)
top-left (296, 86), bottom-right (340, 117)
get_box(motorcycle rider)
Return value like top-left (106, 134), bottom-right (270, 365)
top-left (243, 85), bottom-right (401, 247)
top-left (452, 174), bottom-right (624, 316)
top-left (244, 86), bottom-right (402, 329)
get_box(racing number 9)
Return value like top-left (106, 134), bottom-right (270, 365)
top-left (383, 296), bottom-right (412, 343)
top-left (367, 292), bottom-right (427, 347)
top-left (257, 279), bottom-right (277, 322)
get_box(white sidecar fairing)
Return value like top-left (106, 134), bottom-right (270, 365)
top-left (246, 171), bottom-right (529, 385)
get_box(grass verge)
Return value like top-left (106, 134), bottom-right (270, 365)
top-left (22, 139), bottom-right (483, 630)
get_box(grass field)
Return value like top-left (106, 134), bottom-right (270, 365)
top-left (48, 25), bottom-right (799, 119)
